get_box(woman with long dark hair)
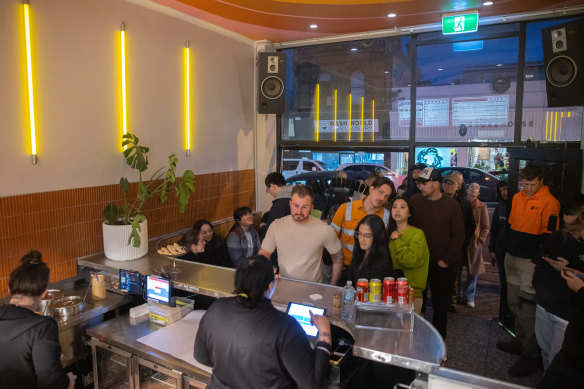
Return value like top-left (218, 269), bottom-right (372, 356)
top-left (345, 214), bottom-right (394, 285)
top-left (0, 251), bottom-right (76, 389)
top-left (388, 197), bottom-right (429, 314)
top-left (192, 219), bottom-right (231, 267)
top-left (194, 256), bottom-right (331, 388)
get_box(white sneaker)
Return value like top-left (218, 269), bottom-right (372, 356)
top-left (467, 301), bottom-right (475, 308)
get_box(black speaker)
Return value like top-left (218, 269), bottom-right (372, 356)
top-left (542, 20), bottom-right (584, 107)
top-left (258, 52), bottom-right (286, 114)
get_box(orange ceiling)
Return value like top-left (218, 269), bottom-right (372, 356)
top-left (154, 0), bottom-right (584, 42)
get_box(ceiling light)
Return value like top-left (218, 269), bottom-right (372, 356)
top-left (309, 24), bottom-right (318, 29)
top-left (351, 48), bottom-right (358, 52)
top-left (497, 63), bottom-right (503, 67)
top-left (384, 71), bottom-right (390, 74)
top-left (387, 13), bottom-right (396, 18)
top-left (438, 68), bottom-right (444, 71)
top-left (483, 1), bottom-right (493, 5)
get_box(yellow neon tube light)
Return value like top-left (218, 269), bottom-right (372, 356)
top-left (184, 41), bottom-right (191, 156)
top-left (120, 23), bottom-right (127, 149)
top-left (553, 111), bottom-right (558, 141)
top-left (23, 2), bottom-right (37, 164)
top-left (360, 97), bottom-right (364, 142)
top-left (333, 89), bottom-right (337, 142)
top-left (545, 111), bottom-right (549, 141)
top-left (372, 99), bottom-right (375, 142)
top-left (314, 84), bottom-right (320, 142)
top-left (348, 94), bottom-right (352, 141)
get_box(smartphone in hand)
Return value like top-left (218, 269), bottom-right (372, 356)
top-left (563, 269), bottom-right (584, 281)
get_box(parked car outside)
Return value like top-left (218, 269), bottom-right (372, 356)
top-left (335, 163), bottom-right (406, 187)
top-left (435, 167), bottom-right (500, 202)
top-left (282, 158), bottom-right (331, 179)
top-left (489, 169), bottom-right (509, 182)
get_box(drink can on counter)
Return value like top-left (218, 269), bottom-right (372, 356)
top-left (357, 278), bottom-right (369, 302)
top-left (383, 277), bottom-right (395, 304)
top-left (397, 277), bottom-right (410, 304)
top-left (370, 279), bottom-right (381, 302)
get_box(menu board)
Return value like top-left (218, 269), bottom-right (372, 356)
top-left (452, 96), bottom-right (508, 126)
top-left (399, 99), bottom-right (449, 127)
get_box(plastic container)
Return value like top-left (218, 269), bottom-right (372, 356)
top-left (341, 281), bottom-right (356, 322)
top-left (148, 302), bottom-right (182, 325)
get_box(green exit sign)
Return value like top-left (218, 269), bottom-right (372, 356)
top-left (442, 12), bottom-right (479, 35)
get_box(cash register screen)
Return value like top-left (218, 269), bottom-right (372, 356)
top-left (146, 275), bottom-right (171, 304)
top-left (119, 269), bottom-right (142, 295)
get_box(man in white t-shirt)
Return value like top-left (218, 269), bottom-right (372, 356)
top-left (259, 185), bottom-right (344, 284)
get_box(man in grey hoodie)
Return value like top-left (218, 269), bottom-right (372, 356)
top-left (264, 172), bottom-right (293, 228)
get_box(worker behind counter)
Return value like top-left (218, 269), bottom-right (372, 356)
top-left (194, 256), bottom-right (332, 389)
top-left (0, 250), bottom-right (76, 389)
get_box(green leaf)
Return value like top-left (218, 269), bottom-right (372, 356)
top-left (120, 177), bottom-right (130, 195)
top-left (177, 170), bottom-right (196, 213)
top-left (128, 214), bottom-right (147, 247)
top-left (103, 204), bottom-right (118, 224)
top-left (122, 133), bottom-right (149, 172)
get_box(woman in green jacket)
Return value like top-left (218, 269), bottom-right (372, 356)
top-left (388, 197), bottom-right (430, 314)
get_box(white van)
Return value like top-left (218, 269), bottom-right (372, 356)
top-left (282, 159), bottom-right (330, 178)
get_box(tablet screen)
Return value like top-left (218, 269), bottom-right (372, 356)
top-left (286, 302), bottom-right (326, 337)
top-left (120, 269), bottom-right (142, 295)
top-left (146, 275), bottom-right (171, 304)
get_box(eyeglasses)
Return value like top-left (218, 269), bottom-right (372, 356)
top-left (355, 231), bottom-right (373, 239)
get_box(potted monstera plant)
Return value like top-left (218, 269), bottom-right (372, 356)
top-left (102, 133), bottom-right (196, 260)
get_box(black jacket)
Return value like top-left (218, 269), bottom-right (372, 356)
top-left (266, 186), bottom-right (293, 228)
top-left (533, 231), bottom-right (584, 320)
top-left (0, 304), bottom-right (69, 389)
top-left (488, 200), bottom-right (507, 259)
top-left (180, 238), bottom-right (232, 268)
top-left (194, 297), bottom-right (330, 389)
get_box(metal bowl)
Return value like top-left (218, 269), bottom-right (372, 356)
top-left (52, 296), bottom-right (83, 316)
top-left (39, 289), bottom-right (64, 314)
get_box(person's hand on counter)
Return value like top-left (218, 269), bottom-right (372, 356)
top-left (310, 311), bottom-right (332, 345)
top-left (67, 372), bottom-right (77, 389)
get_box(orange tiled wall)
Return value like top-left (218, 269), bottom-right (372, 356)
top-left (0, 169), bottom-right (255, 298)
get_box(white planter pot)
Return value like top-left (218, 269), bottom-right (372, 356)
top-left (102, 220), bottom-right (148, 261)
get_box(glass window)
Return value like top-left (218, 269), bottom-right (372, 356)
top-left (415, 25), bottom-right (520, 142)
top-left (282, 36), bottom-right (412, 142)
top-left (522, 18), bottom-right (583, 141)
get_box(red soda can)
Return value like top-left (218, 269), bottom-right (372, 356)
top-left (356, 286), bottom-right (364, 302)
top-left (370, 279), bottom-right (381, 302)
top-left (397, 278), bottom-right (410, 304)
top-left (357, 278), bottom-right (369, 302)
top-left (383, 277), bottom-right (395, 304)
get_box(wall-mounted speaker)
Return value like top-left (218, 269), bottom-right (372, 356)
top-left (542, 20), bottom-right (584, 107)
top-left (258, 52), bottom-right (286, 114)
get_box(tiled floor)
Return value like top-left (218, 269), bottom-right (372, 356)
top-left (422, 241), bottom-right (544, 388)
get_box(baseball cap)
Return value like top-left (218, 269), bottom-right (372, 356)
top-left (415, 167), bottom-right (442, 183)
top-left (410, 163), bottom-right (427, 172)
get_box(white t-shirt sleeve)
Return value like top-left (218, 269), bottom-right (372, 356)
top-left (323, 223), bottom-right (343, 254)
top-left (261, 220), bottom-right (278, 253)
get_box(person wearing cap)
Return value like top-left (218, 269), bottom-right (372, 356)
top-left (443, 174), bottom-right (475, 311)
top-left (410, 167), bottom-right (464, 339)
top-left (405, 163), bottom-right (427, 199)
top-left (331, 176), bottom-right (394, 270)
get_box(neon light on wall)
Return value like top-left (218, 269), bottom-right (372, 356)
top-left (23, 1), bottom-right (37, 164)
top-left (360, 97), bottom-right (364, 142)
top-left (372, 100), bottom-right (375, 142)
top-left (184, 41), bottom-right (191, 156)
top-left (120, 23), bottom-right (127, 149)
top-left (334, 89), bottom-right (337, 142)
top-left (314, 84), bottom-right (320, 142)
top-left (348, 94), bottom-right (352, 141)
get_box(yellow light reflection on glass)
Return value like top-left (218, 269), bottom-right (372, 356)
top-left (314, 84), bottom-right (320, 142)
top-left (553, 111), bottom-right (558, 141)
top-left (545, 111), bottom-right (549, 140)
top-left (360, 97), bottom-right (364, 142)
top-left (348, 94), bottom-right (352, 141)
top-left (23, 2), bottom-right (37, 164)
top-left (372, 99), bottom-right (375, 142)
top-left (333, 89), bottom-right (337, 142)
top-left (184, 41), bottom-right (191, 155)
top-left (120, 24), bottom-right (127, 150)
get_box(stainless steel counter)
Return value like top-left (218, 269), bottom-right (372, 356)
top-left (78, 251), bottom-right (446, 372)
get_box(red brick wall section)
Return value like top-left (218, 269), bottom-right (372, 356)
top-left (0, 169), bottom-right (255, 298)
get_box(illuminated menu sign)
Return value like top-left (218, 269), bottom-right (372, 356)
top-left (399, 99), bottom-right (449, 127)
top-left (452, 96), bottom-right (509, 126)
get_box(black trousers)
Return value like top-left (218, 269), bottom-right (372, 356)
top-left (428, 262), bottom-right (455, 339)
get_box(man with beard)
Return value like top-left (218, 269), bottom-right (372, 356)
top-left (259, 185), bottom-right (344, 285)
top-left (410, 167), bottom-right (464, 338)
top-left (331, 176), bottom-right (394, 268)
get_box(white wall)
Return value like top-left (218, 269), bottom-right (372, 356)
top-left (0, 0), bottom-right (255, 197)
